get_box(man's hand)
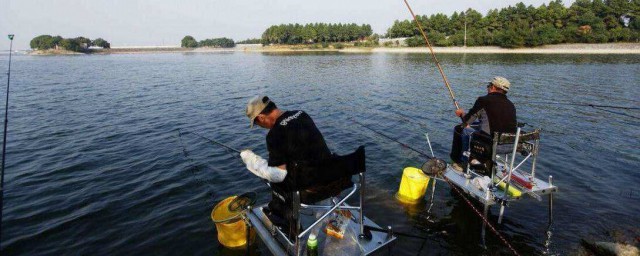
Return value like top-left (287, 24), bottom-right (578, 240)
top-left (240, 149), bottom-right (256, 165)
top-left (239, 150), bottom-right (287, 183)
top-left (455, 108), bottom-right (465, 117)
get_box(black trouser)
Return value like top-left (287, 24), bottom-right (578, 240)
top-left (450, 124), bottom-right (465, 164)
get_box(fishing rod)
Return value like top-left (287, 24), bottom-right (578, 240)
top-left (178, 129), bottom-right (242, 154)
top-left (519, 101), bottom-right (640, 110)
top-left (402, 0), bottom-right (460, 111)
top-left (351, 119), bottom-right (432, 159)
top-left (518, 101), bottom-right (640, 118)
top-left (0, 34), bottom-right (14, 248)
top-left (363, 224), bottom-right (434, 240)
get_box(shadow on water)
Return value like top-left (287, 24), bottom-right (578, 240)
top-left (386, 186), bottom-right (548, 256)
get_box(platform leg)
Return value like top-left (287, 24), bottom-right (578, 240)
top-left (481, 203), bottom-right (489, 248)
top-left (359, 173), bottom-right (365, 236)
top-left (497, 202), bottom-right (505, 224)
top-left (548, 194), bottom-right (553, 226)
top-left (246, 223), bottom-right (250, 256)
top-left (426, 179), bottom-right (437, 216)
top-left (244, 212), bottom-right (252, 256)
top-left (548, 176), bottom-right (554, 226)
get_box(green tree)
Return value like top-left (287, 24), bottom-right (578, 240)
top-left (237, 38), bottom-right (262, 44)
top-left (181, 35), bottom-right (198, 48)
top-left (198, 37), bottom-right (235, 48)
top-left (75, 37), bottom-right (92, 49)
top-left (59, 38), bottom-right (82, 52)
top-left (495, 22), bottom-right (528, 48)
top-left (261, 22), bottom-right (373, 45)
top-left (533, 23), bottom-right (565, 45)
top-left (92, 38), bottom-right (111, 48)
top-left (30, 35), bottom-right (54, 49)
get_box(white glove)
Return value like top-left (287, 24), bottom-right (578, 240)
top-left (240, 150), bottom-right (287, 183)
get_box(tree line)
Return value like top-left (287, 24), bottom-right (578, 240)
top-left (261, 23), bottom-right (373, 45)
top-left (181, 36), bottom-right (235, 48)
top-left (30, 35), bottom-right (110, 52)
top-left (387, 0), bottom-right (640, 48)
top-left (237, 38), bottom-right (262, 44)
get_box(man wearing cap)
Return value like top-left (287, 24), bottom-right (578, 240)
top-left (450, 76), bottom-right (517, 170)
top-left (240, 95), bottom-right (331, 183)
top-left (240, 95), bottom-right (336, 234)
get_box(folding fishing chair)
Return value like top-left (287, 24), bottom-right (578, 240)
top-left (260, 146), bottom-right (372, 255)
top-left (467, 125), bottom-right (541, 188)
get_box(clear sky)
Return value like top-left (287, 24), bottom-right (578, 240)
top-left (0, 0), bottom-right (574, 50)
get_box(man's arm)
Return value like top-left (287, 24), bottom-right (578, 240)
top-left (240, 150), bottom-right (287, 182)
top-left (461, 97), bottom-right (484, 126)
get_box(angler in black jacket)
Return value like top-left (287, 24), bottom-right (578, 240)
top-left (241, 95), bottom-right (346, 236)
top-left (450, 76), bottom-right (517, 168)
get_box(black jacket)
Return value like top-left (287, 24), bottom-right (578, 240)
top-left (462, 92), bottom-right (517, 135)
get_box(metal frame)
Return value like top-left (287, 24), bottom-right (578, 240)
top-left (278, 172), bottom-right (366, 255)
top-left (236, 172), bottom-right (369, 255)
top-left (453, 127), bottom-right (557, 244)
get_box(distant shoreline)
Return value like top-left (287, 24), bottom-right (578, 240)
top-left (28, 43), bottom-right (640, 55)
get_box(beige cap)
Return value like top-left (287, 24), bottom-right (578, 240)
top-left (246, 95), bottom-right (271, 128)
top-left (489, 76), bottom-right (511, 92)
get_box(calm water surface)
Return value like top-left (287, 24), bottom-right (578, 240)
top-left (0, 52), bottom-right (638, 255)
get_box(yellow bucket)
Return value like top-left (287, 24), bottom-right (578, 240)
top-left (395, 167), bottom-right (431, 204)
top-left (210, 196), bottom-right (256, 249)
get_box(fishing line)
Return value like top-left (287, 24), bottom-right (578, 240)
top-left (591, 106), bottom-right (640, 119)
top-left (0, 34), bottom-right (14, 248)
top-left (519, 101), bottom-right (640, 119)
top-left (520, 101), bottom-right (640, 110)
top-left (178, 129), bottom-right (242, 155)
top-left (179, 129), bottom-right (274, 189)
top-left (351, 119), bottom-right (432, 159)
top-left (175, 132), bottom-right (224, 202)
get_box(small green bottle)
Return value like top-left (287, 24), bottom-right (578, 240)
top-left (307, 234), bottom-right (318, 256)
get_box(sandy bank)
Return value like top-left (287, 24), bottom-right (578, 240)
top-left (30, 49), bottom-right (84, 55)
top-left (245, 43), bottom-right (640, 54)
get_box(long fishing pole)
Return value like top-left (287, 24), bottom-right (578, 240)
top-left (351, 119), bottom-right (432, 159)
top-left (1, 34), bottom-right (15, 249)
top-left (179, 129), bottom-right (242, 154)
top-left (517, 101), bottom-right (640, 118)
top-left (402, 0), bottom-right (460, 111)
top-left (519, 101), bottom-right (640, 110)
top-left (363, 224), bottom-right (434, 240)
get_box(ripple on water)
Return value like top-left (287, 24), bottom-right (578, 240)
top-left (0, 53), bottom-right (639, 255)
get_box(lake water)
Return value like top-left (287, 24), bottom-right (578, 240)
top-left (0, 52), bottom-right (638, 255)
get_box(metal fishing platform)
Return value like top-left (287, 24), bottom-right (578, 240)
top-left (228, 146), bottom-right (396, 256)
top-left (247, 202), bottom-right (395, 255)
top-left (443, 163), bottom-right (558, 206)
top-left (435, 126), bottom-right (558, 242)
